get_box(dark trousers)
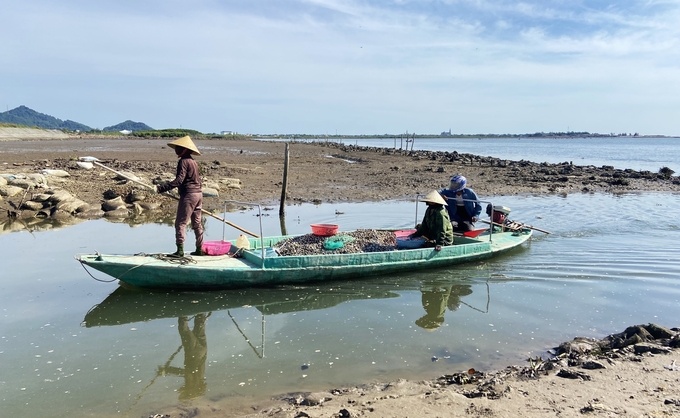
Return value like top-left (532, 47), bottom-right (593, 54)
top-left (176, 192), bottom-right (203, 249)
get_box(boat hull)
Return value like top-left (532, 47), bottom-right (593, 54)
top-left (77, 230), bottom-right (531, 290)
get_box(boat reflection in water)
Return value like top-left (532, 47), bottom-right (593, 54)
top-left (83, 283), bottom-right (404, 400)
top-left (82, 284), bottom-right (402, 328)
top-left (82, 272), bottom-right (490, 402)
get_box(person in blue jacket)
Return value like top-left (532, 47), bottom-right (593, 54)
top-left (439, 174), bottom-right (482, 232)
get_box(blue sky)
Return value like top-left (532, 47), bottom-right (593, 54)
top-left (1, 0), bottom-right (679, 135)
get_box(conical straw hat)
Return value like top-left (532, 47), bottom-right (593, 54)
top-left (422, 190), bottom-right (447, 206)
top-left (167, 135), bottom-right (200, 155)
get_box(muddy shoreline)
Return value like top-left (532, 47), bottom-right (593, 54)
top-left (2, 137), bottom-right (679, 227)
top-left (155, 323), bottom-right (680, 418)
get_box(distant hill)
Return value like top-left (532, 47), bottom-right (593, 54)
top-left (103, 120), bottom-right (153, 133)
top-left (0, 105), bottom-right (92, 132)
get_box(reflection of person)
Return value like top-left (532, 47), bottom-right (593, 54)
top-left (415, 286), bottom-right (450, 330)
top-left (410, 190), bottom-right (454, 250)
top-left (446, 284), bottom-right (474, 312)
top-left (156, 136), bottom-right (204, 257)
top-left (177, 314), bottom-right (208, 400)
top-left (439, 175), bottom-right (482, 232)
top-left (415, 284), bottom-right (473, 330)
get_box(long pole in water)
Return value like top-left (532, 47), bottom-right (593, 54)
top-left (82, 158), bottom-right (260, 238)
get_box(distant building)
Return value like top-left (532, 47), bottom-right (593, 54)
top-left (220, 130), bottom-right (234, 135)
top-left (119, 130), bottom-right (132, 135)
top-left (440, 129), bottom-right (452, 137)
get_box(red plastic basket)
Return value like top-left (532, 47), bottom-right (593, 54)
top-left (310, 224), bottom-right (339, 236)
top-left (463, 229), bottom-right (487, 238)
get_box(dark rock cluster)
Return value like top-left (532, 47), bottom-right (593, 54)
top-left (329, 142), bottom-right (680, 192)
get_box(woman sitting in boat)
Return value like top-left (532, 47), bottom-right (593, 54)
top-left (409, 190), bottom-right (454, 250)
top-left (439, 174), bottom-right (482, 232)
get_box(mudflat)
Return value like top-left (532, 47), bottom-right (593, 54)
top-left (2, 137), bottom-right (679, 223)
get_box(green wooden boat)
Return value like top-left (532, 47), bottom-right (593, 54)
top-left (76, 228), bottom-right (532, 290)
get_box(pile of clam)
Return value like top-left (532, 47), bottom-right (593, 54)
top-left (276, 229), bottom-right (397, 256)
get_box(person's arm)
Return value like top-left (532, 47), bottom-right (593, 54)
top-left (433, 212), bottom-right (448, 245)
top-left (157, 159), bottom-right (189, 193)
top-left (411, 209), bottom-right (430, 239)
top-left (467, 189), bottom-right (483, 220)
top-left (411, 222), bottom-right (424, 238)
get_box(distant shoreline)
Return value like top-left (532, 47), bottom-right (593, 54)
top-left (256, 133), bottom-right (680, 140)
top-left (1, 126), bottom-right (679, 142)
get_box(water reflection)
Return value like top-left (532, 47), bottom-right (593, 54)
top-left (133, 314), bottom-right (210, 402)
top-left (0, 216), bottom-right (86, 234)
top-left (171, 314), bottom-right (209, 400)
top-left (0, 212), bottom-right (174, 234)
top-left (82, 273), bottom-right (486, 404)
top-left (83, 285), bottom-right (402, 400)
top-left (415, 282), bottom-right (474, 330)
top-left (82, 272), bottom-right (485, 331)
top-left (82, 284), bottom-right (402, 328)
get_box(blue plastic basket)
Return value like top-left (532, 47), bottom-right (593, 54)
top-left (396, 237), bottom-right (426, 249)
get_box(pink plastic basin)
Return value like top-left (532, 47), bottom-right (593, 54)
top-left (202, 240), bottom-right (232, 256)
top-left (394, 229), bottom-right (417, 239)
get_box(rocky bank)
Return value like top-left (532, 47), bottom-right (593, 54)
top-left (1, 137), bottom-right (679, 232)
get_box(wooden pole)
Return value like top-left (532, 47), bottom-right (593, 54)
top-left (90, 160), bottom-right (260, 238)
top-left (279, 214), bottom-right (288, 236)
top-left (279, 143), bottom-right (289, 216)
top-left (480, 219), bottom-right (551, 234)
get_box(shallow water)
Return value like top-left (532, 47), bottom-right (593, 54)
top-left (286, 136), bottom-right (680, 172)
top-left (2, 193), bottom-right (680, 418)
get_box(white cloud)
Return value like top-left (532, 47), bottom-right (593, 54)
top-left (1, 0), bottom-right (679, 134)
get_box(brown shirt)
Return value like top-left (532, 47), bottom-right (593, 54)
top-left (157, 155), bottom-right (202, 195)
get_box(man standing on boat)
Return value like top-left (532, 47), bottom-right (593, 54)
top-left (155, 135), bottom-right (204, 257)
top-left (410, 190), bottom-right (454, 250)
top-left (439, 175), bottom-right (482, 232)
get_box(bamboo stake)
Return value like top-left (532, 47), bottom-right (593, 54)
top-left (279, 143), bottom-right (289, 216)
top-left (84, 158), bottom-right (260, 238)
